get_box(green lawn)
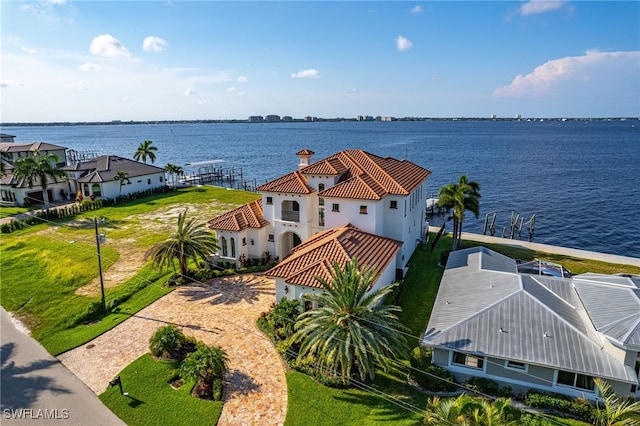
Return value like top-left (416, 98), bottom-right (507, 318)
top-left (0, 205), bottom-right (35, 218)
top-left (99, 354), bottom-right (223, 426)
top-left (0, 186), bottom-right (260, 355)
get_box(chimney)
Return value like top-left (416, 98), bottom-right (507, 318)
top-left (296, 149), bottom-right (314, 169)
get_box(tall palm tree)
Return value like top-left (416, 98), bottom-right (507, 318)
top-left (12, 151), bottom-right (67, 210)
top-left (593, 378), bottom-right (640, 426)
top-left (145, 209), bottom-right (218, 277)
top-left (437, 175), bottom-right (481, 250)
top-left (289, 258), bottom-right (409, 384)
top-left (113, 170), bottom-right (130, 196)
top-left (133, 140), bottom-right (157, 164)
top-left (165, 163), bottom-right (184, 186)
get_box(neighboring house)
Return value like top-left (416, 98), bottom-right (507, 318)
top-left (63, 155), bottom-right (166, 199)
top-left (421, 246), bottom-right (640, 400)
top-left (208, 148), bottom-right (432, 305)
top-left (0, 141), bottom-right (70, 205)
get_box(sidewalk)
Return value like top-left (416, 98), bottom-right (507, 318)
top-left (429, 226), bottom-right (640, 267)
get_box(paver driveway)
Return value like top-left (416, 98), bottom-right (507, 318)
top-left (58, 275), bottom-right (287, 425)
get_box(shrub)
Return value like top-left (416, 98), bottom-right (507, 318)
top-left (467, 377), bottom-right (512, 398)
top-left (523, 391), bottom-right (595, 423)
top-left (408, 347), bottom-right (457, 392)
top-left (149, 324), bottom-right (197, 361)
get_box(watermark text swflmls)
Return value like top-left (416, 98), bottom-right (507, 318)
top-left (3, 408), bottom-right (70, 420)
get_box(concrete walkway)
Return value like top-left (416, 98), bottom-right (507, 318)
top-left (429, 226), bottom-right (640, 267)
top-left (1, 308), bottom-right (125, 425)
top-left (57, 275), bottom-right (287, 426)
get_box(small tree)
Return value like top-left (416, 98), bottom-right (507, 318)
top-left (179, 343), bottom-right (229, 400)
top-left (149, 324), bottom-right (197, 361)
top-left (114, 170), bottom-right (130, 196)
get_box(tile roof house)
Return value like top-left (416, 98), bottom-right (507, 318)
top-left (421, 246), bottom-right (640, 400)
top-left (208, 148), bottom-right (432, 305)
top-left (1, 141), bottom-right (70, 206)
top-left (62, 155), bottom-right (166, 199)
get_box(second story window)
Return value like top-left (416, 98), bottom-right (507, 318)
top-left (319, 197), bottom-right (324, 206)
top-left (359, 206), bottom-right (367, 214)
top-left (390, 200), bottom-right (398, 209)
top-left (266, 196), bottom-right (273, 205)
top-left (332, 203), bottom-right (340, 212)
top-left (318, 183), bottom-right (325, 191)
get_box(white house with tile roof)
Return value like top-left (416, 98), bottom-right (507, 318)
top-left (208, 148), bottom-right (432, 304)
top-left (422, 246), bottom-right (640, 400)
top-left (63, 155), bottom-right (166, 199)
top-left (0, 141), bottom-right (71, 205)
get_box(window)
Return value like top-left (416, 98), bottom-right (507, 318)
top-left (319, 208), bottom-right (325, 226)
top-left (359, 205), bottom-right (367, 214)
top-left (266, 196), bottom-right (273, 205)
top-left (147, 178), bottom-right (151, 185)
top-left (242, 237), bottom-right (247, 246)
top-left (221, 237), bottom-right (228, 257)
top-left (268, 234), bottom-right (275, 242)
top-left (557, 371), bottom-right (595, 391)
top-left (318, 197), bottom-right (324, 206)
top-left (304, 301), bottom-right (313, 311)
top-left (505, 360), bottom-right (527, 371)
top-left (91, 183), bottom-right (101, 197)
top-left (160, 176), bottom-right (163, 182)
top-left (83, 183), bottom-right (89, 196)
top-left (230, 238), bottom-right (236, 257)
top-left (452, 351), bottom-right (484, 369)
top-left (318, 183), bottom-right (325, 191)
top-left (332, 203), bottom-right (340, 212)
top-left (390, 200), bottom-right (397, 209)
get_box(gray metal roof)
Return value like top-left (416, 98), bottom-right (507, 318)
top-left (423, 246), bottom-right (639, 384)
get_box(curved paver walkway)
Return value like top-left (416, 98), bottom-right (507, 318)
top-left (58, 275), bottom-right (287, 425)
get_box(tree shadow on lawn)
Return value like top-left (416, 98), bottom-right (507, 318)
top-left (332, 388), bottom-right (425, 423)
top-left (178, 275), bottom-right (274, 306)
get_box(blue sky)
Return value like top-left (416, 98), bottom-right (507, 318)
top-left (2, 1), bottom-right (639, 122)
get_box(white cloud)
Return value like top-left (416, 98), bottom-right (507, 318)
top-left (237, 76), bottom-right (248, 83)
top-left (493, 50), bottom-right (640, 97)
top-left (142, 36), bottom-right (168, 52)
top-left (520, 1), bottom-right (566, 16)
top-left (1, 79), bottom-right (25, 88)
top-left (227, 87), bottom-right (237, 93)
top-left (291, 69), bottom-right (320, 79)
top-left (90, 34), bottom-right (130, 57)
top-left (184, 88), bottom-right (198, 97)
top-left (79, 62), bottom-right (100, 71)
top-left (395, 35), bottom-right (413, 52)
top-left (21, 47), bottom-right (39, 55)
top-left (72, 82), bottom-right (88, 91)
top-left (411, 5), bottom-right (423, 15)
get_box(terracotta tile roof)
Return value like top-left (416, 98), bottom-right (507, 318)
top-left (302, 149), bottom-right (431, 199)
top-left (255, 170), bottom-right (315, 194)
top-left (207, 199), bottom-right (269, 232)
top-left (296, 149), bottom-right (315, 156)
top-left (266, 224), bottom-right (402, 289)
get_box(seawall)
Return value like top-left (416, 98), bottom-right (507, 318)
top-left (428, 226), bottom-right (640, 268)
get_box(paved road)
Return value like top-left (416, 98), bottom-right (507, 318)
top-left (0, 308), bottom-right (125, 425)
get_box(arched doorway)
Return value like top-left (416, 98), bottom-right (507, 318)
top-left (280, 231), bottom-right (302, 259)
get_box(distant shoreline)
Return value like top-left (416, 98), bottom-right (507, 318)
top-left (2, 117), bottom-right (637, 127)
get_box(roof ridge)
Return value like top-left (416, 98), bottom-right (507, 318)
top-left (345, 150), bottom-right (405, 194)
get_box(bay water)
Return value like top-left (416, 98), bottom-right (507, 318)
top-left (2, 120), bottom-right (639, 258)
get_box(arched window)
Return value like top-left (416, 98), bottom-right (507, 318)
top-left (221, 237), bottom-right (228, 257)
top-left (91, 183), bottom-right (101, 197)
top-left (83, 183), bottom-right (89, 196)
top-left (230, 238), bottom-right (236, 257)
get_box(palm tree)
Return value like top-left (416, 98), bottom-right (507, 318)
top-left (113, 171), bottom-right (130, 196)
top-left (425, 394), bottom-right (473, 425)
top-left (145, 209), bottom-right (219, 277)
top-left (133, 140), bottom-right (157, 164)
top-left (165, 163), bottom-right (184, 186)
top-left (289, 258), bottom-right (409, 384)
top-left (12, 150), bottom-right (67, 210)
top-left (179, 343), bottom-right (229, 400)
top-left (593, 378), bottom-right (640, 426)
top-left (437, 175), bottom-right (481, 250)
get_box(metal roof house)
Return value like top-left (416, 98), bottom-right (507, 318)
top-left (421, 246), bottom-right (640, 400)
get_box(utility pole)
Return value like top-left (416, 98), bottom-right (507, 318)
top-left (94, 216), bottom-right (106, 312)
